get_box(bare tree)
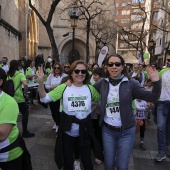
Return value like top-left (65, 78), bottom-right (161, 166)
top-left (28, 0), bottom-right (61, 61)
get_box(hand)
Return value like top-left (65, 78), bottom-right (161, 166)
top-left (145, 66), bottom-right (159, 82)
top-left (65, 79), bottom-right (72, 86)
top-left (36, 67), bottom-right (44, 83)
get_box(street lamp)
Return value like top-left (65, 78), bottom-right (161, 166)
top-left (148, 39), bottom-right (155, 65)
top-left (68, 7), bottom-right (81, 63)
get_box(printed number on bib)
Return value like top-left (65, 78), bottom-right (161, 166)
top-left (68, 96), bottom-right (88, 111)
top-left (106, 103), bottom-right (120, 118)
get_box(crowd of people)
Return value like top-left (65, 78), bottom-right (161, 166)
top-left (0, 52), bottom-right (170, 170)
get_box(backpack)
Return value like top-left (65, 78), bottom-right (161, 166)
top-left (3, 73), bottom-right (20, 96)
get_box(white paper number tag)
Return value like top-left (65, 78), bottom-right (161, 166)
top-left (106, 103), bottom-right (120, 118)
top-left (68, 96), bottom-right (88, 111)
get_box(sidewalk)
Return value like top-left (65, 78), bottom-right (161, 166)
top-left (17, 104), bottom-right (170, 170)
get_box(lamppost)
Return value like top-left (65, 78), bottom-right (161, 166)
top-left (68, 7), bottom-right (81, 63)
top-left (148, 39), bottom-right (155, 65)
top-left (95, 38), bottom-right (102, 62)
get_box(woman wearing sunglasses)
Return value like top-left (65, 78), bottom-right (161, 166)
top-left (37, 60), bottom-right (102, 170)
top-left (93, 54), bottom-right (161, 170)
top-left (45, 62), bottom-right (67, 132)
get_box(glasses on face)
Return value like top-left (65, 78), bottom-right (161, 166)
top-left (64, 66), bottom-right (70, 68)
top-left (54, 67), bottom-right (60, 70)
top-left (73, 69), bottom-right (86, 74)
top-left (107, 62), bottom-right (122, 67)
top-left (167, 59), bottom-right (170, 62)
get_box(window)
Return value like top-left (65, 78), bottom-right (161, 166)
top-left (133, 9), bottom-right (142, 13)
top-left (116, 3), bottom-right (119, 7)
top-left (131, 15), bottom-right (145, 21)
top-left (154, 12), bottom-right (158, 20)
top-left (132, 0), bottom-right (144, 3)
top-left (115, 11), bottom-right (118, 15)
top-left (122, 2), bottom-right (131, 7)
top-left (122, 10), bottom-right (130, 15)
top-left (120, 43), bottom-right (128, 48)
top-left (121, 19), bottom-right (130, 23)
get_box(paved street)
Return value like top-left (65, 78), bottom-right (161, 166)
top-left (16, 103), bottom-right (170, 170)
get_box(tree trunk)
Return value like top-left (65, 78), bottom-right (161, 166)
top-left (86, 21), bottom-right (90, 63)
top-left (46, 25), bottom-right (59, 62)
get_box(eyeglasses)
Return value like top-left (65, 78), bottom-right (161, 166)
top-left (167, 59), bottom-right (170, 62)
top-left (107, 62), bottom-right (122, 67)
top-left (54, 67), bottom-right (60, 70)
top-left (73, 69), bottom-right (86, 74)
top-left (64, 66), bottom-right (70, 68)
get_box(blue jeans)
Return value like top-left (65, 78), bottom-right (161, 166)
top-left (102, 125), bottom-right (135, 170)
top-left (157, 101), bottom-right (170, 152)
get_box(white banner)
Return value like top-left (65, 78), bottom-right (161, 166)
top-left (97, 46), bottom-right (109, 67)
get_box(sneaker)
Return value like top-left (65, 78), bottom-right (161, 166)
top-left (166, 149), bottom-right (170, 157)
top-left (55, 125), bottom-right (58, 133)
top-left (95, 158), bottom-right (102, 164)
top-left (74, 160), bottom-right (81, 170)
top-left (53, 124), bottom-right (56, 130)
top-left (139, 143), bottom-right (146, 150)
top-left (155, 151), bottom-right (166, 161)
top-left (22, 132), bottom-right (35, 138)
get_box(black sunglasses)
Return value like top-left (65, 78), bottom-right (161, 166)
top-left (64, 66), bottom-right (70, 68)
top-left (54, 67), bottom-right (60, 70)
top-left (73, 69), bottom-right (86, 74)
top-left (167, 59), bottom-right (170, 62)
top-left (107, 62), bottom-right (122, 67)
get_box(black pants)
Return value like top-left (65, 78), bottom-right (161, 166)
top-left (49, 100), bottom-right (60, 125)
top-left (0, 154), bottom-right (23, 170)
top-left (18, 102), bottom-right (29, 133)
top-left (140, 119), bottom-right (146, 138)
top-left (62, 133), bottom-right (93, 170)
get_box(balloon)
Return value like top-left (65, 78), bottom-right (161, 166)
top-left (143, 53), bottom-right (149, 59)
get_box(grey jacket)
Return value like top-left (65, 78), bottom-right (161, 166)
top-left (93, 77), bottom-right (161, 130)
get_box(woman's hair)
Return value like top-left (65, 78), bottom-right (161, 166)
top-left (105, 54), bottom-right (130, 78)
top-left (53, 62), bottom-right (63, 76)
top-left (68, 60), bottom-right (90, 84)
top-left (0, 68), bottom-right (7, 90)
top-left (92, 68), bottom-right (105, 78)
top-left (7, 60), bottom-right (20, 77)
top-left (92, 63), bottom-right (99, 70)
top-left (45, 62), bottom-right (51, 69)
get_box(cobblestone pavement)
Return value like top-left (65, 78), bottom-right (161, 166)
top-left (14, 103), bottom-right (170, 170)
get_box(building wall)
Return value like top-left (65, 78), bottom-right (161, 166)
top-left (0, 0), bottom-right (19, 61)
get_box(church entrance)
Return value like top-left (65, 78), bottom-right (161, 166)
top-left (68, 49), bottom-right (80, 64)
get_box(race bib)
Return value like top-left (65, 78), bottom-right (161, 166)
top-left (106, 102), bottom-right (120, 118)
top-left (135, 110), bottom-right (145, 119)
top-left (68, 96), bottom-right (88, 111)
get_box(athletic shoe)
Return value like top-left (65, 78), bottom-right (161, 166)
top-left (53, 124), bottom-right (56, 130)
top-left (155, 151), bottom-right (166, 161)
top-left (55, 125), bottom-right (58, 133)
top-left (22, 132), bottom-right (35, 138)
top-left (139, 143), bottom-right (146, 150)
top-left (74, 160), bottom-right (81, 170)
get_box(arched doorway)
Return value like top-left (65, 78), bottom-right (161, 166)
top-left (28, 10), bottom-right (38, 61)
top-left (68, 49), bottom-right (80, 64)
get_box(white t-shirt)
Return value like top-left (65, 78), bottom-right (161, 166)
top-left (104, 83), bottom-right (121, 126)
top-left (2, 65), bottom-right (9, 73)
top-left (159, 69), bottom-right (170, 101)
top-left (134, 100), bottom-right (147, 120)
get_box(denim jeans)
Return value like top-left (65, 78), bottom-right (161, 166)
top-left (102, 125), bottom-right (135, 170)
top-left (157, 101), bottom-right (170, 152)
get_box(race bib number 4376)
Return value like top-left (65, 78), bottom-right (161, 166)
top-left (68, 96), bottom-right (88, 111)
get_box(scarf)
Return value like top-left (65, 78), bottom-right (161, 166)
top-left (108, 74), bottom-right (124, 86)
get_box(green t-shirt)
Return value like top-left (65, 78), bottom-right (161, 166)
top-left (0, 92), bottom-right (23, 162)
top-left (7, 71), bottom-right (26, 103)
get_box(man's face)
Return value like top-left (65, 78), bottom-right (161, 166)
top-left (167, 55), bottom-right (170, 67)
top-left (2, 58), bottom-right (7, 65)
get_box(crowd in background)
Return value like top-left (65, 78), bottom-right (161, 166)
top-left (0, 52), bottom-right (170, 170)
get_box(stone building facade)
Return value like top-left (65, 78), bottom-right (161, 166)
top-left (0, 0), bottom-right (115, 63)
